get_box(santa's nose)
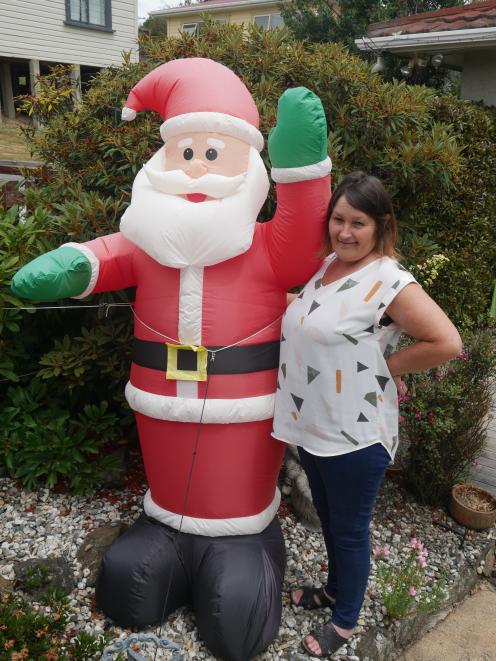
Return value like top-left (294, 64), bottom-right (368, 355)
top-left (185, 159), bottom-right (208, 179)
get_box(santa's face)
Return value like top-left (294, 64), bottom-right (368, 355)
top-left (165, 132), bottom-right (250, 202)
top-left (120, 130), bottom-right (269, 268)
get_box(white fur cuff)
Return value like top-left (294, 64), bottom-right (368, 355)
top-left (271, 156), bottom-right (332, 183)
top-left (62, 242), bottom-right (100, 299)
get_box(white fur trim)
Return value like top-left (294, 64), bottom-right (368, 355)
top-left (160, 112), bottom-right (264, 152)
top-left (271, 156), bottom-right (332, 183)
top-left (144, 488), bottom-right (281, 536)
top-left (125, 382), bottom-right (275, 423)
top-left (122, 107), bottom-right (137, 121)
top-left (62, 242), bottom-right (100, 299)
top-left (179, 266), bottom-right (203, 345)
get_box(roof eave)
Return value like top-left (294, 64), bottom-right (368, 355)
top-left (150, 0), bottom-right (280, 17)
top-left (356, 26), bottom-right (496, 54)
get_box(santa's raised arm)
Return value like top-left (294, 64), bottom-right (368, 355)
top-left (12, 58), bottom-right (331, 661)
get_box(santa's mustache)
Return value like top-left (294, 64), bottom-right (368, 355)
top-left (144, 165), bottom-right (247, 198)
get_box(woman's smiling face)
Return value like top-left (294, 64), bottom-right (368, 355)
top-left (329, 194), bottom-right (378, 264)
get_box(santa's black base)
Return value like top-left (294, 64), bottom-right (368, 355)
top-left (96, 513), bottom-right (286, 661)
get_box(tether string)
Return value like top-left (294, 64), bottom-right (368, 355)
top-left (152, 370), bottom-right (212, 660)
top-left (2, 301), bottom-right (283, 360)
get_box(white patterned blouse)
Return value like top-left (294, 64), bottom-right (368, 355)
top-left (272, 254), bottom-right (417, 460)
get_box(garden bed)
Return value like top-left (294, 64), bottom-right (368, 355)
top-left (0, 468), bottom-right (494, 660)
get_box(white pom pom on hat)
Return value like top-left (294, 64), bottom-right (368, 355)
top-left (121, 58), bottom-right (264, 152)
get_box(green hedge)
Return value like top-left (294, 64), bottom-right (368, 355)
top-left (1, 23), bottom-right (495, 490)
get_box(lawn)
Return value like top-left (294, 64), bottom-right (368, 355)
top-left (0, 118), bottom-right (35, 161)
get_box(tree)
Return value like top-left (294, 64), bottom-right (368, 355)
top-left (141, 14), bottom-right (168, 37)
top-left (280, 1), bottom-right (465, 50)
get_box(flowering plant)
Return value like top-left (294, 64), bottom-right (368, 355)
top-left (408, 253), bottom-right (450, 291)
top-left (375, 538), bottom-right (448, 618)
top-left (399, 327), bottom-right (495, 505)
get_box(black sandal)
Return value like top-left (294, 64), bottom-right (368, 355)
top-left (301, 622), bottom-right (348, 658)
top-left (290, 586), bottom-right (335, 611)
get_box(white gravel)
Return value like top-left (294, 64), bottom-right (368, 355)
top-left (0, 473), bottom-right (494, 660)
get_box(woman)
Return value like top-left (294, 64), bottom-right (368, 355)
top-left (272, 171), bottom-right (461, 658)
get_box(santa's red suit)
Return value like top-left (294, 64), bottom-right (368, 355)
top-left (74, 176), bottom-right (329, 536)
top-left (12, 58), bottom-right (332, 659)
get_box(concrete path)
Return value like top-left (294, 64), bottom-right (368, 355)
top-left (399, 581), bottom-right (496, 661)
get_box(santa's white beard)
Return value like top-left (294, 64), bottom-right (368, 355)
top-left (120, 146), bottom-right (270, 268)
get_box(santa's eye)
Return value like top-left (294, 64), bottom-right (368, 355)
top-left (183, 148), bottom-right (194, 160)
top-left (205, 148), bottom-right (218, 161)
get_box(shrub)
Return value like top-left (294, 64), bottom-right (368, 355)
top-left (2, 23), bottom-right (495, 491)
top-left (0, 591), bottom-right (107, 660)
top-left (400, 326), bottom-right (495, 505)
top-left (0, 381), bottom-right (122, 493)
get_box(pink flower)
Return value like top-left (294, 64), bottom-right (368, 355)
top-left (408, 586), bottom-right (417, 596)
top-left (414, 411), bottom-right (422, 420)
top-left (399, 415), bottom-right (405, 424)
top-left (418, 557), bottom-right (428, 569)
top-left (411, 538), bottom-right (426, 554)
top-left (471, 460), bottom-right (480, 468)
top-left (398, 394), bottom-right (410, 404)
top-left (427, 412), bottom-right (435, 423)
top-left (458, 351), bottom-right (468, 361)
top-left (373, 545), bottom-right (390, 559)
top-left (435, 371), bottom-right (444, 381)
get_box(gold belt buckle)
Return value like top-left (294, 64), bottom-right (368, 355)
top-left (165, 343), bottom-right (208, 382)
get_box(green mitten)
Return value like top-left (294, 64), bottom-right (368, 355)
top-left (11, 246), bottom-right (92, 301)
top-left (268, 87), bottom-right (328, 169)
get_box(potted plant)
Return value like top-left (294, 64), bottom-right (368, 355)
top-left (449, 483), bottom-right (496, 530)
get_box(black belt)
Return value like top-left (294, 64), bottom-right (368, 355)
top-left (132, 338), bottom-right (280, 375)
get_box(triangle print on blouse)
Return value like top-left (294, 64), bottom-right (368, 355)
top-left (308, 300), bottom-right (320, 314)
top-left (375, 375), bottom-right (390, 392)
top-left (291, 394), bottom-right (304, 411)
top-left (307, 366), bottom-right (320, 384)
top-left (336, 278), bottom-right (358, 292)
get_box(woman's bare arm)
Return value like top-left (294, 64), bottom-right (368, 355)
top-left (385, 283), bottom-right (462, 377)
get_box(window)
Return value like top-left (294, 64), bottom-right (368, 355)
top-left (65, 0), bottom-right (112, 30)
top-left (254, 15), bottom-right (269, 29)
top-left (182, 22), bottom-right (199, 34)
top-left (254, 13), bottom-right (284, 30)
top-left (182, 19), bottom-right (227, 35)
top-left (270, 13), bottom-right (284, 29)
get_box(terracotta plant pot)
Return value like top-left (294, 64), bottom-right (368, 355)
top-left (449, 483), bottom-right (496, 530)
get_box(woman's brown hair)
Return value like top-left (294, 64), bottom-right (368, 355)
top-left (324, 171), bottom-right (399, 258)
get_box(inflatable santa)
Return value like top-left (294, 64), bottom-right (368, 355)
top-left (12, 58), bottom-right (331, 661)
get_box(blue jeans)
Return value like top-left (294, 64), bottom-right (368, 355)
top-left (298, 442), bottom-right (390, 630)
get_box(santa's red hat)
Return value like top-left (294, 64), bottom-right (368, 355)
top-left (122, 58), bottom-right (264, 152)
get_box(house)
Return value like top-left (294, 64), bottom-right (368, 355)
top-left (0, 0), bottom-right (139, 121)
top-left (152, 0), bottom-right (285, 38)
top-left (355, 0), bottom-right (496, 107)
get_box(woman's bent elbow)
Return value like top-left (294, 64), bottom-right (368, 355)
top-left (447, 332), bottom-right (463, 360)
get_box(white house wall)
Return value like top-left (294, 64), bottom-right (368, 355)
top-left (461, 50), bottom-right (496, 107)
top-left (0, 0), bottom-right (138, 68)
